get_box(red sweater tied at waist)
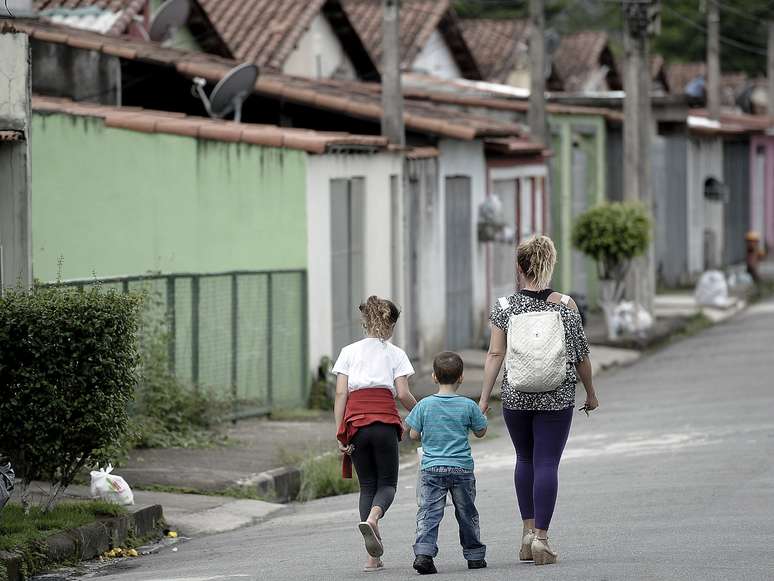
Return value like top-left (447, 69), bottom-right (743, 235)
top-left (336, 387), bottom-right (403, 479)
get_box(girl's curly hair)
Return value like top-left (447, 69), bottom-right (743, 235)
top-left (516, 235), bottom-right (557, 290)
top-left (359, 296), bottom-right (400, 339)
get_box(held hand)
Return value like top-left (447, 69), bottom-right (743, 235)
top-left (479, 399), bottom-right (490, 415)
top-left (337, 441), bottom-right (354, 455)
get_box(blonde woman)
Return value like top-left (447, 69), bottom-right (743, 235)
top-left (333, 296), bottom-right (418, 572)
top-left (479, 235), bottom-right (598, 565)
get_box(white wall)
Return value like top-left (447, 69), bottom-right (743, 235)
top-left (687, 136), bottom-right (724, 275)
top-left (437, 139), bottom-right (488, 344)
top-left (305, 151), bottom-right (404, 366)
top-left (412, 29), bottom-right (461, 79)
top-left (283, 14), bottom-right (357, 80)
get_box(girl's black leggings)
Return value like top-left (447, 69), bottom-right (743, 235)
top-left (350, 422), bottom-right (400, 521)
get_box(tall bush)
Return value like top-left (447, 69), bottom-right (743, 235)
top-left (0, 286), bottom-right (141, 511)
top-left (572, 202), bottom-right (651, 337)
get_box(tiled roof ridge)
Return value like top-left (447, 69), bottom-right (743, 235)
top-left (32, 95), bottom-right (391, 153)
top-left (17, 19), bottom-right (535, 143)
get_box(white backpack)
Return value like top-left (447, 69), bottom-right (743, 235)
top-left (499, 295), bottom-right (569, 393)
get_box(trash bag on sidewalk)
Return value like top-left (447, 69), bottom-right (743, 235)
top-left (0, 462), bottom-right (14, 510)
top-left (612, 301), bottom-right (654, 336)
top-left (90, 465), bottom-right (134, 506)
top-left (695, 270), bottom-right (732, 308)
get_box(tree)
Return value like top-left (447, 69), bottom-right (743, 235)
top-left (572, 202), bottom-right (651, 339)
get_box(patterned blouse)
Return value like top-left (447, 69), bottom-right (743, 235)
top-left (489, 290), bottom-right (590, 411)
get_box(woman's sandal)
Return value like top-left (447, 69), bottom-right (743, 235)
top-left (358, 521), bottom-right (384, 557)
top-left (363, 559), bottom-right (385, 572)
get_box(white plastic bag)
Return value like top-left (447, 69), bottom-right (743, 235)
top-left (90, 465), bottom-right (134, 506)
top-left (695, 270), bottom-right (731, 307)
top-left (613, 301), bottom-right (654, 336)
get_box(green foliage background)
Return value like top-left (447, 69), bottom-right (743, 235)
top-left (454, 0), bottom-right (774, 76)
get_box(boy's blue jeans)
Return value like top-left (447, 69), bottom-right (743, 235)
top-left (414, 466), bottom-right (486, 560)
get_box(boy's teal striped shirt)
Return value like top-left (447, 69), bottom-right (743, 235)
top-left (406, 394), bottom-right (487, 471)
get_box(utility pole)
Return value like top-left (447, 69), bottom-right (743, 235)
top-left (528, 0), bottom-right (547, 145)
top-left (381, 0), bottom-right (404, 146)
top-left (706, 0), bottom-right (720, 118)
top-left (622, 0), bottom-right (658, 315)
top-left (768, 21), bottom-right (774, 116)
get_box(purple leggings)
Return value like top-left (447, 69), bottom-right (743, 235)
top-left (502, 406), bottom-right (573, 530)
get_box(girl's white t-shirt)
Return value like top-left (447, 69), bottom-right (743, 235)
top-left (332, 337), bottom-right (415, 395)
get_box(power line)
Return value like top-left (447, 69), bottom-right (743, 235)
top-left (661, 4), bottom-right (768, 57)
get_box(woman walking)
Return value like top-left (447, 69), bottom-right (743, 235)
top-left (333, 296), bottom-right (418, 572)
top-left (479, 235), bottom-right (598, 565)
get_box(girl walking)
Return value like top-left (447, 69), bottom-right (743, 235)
top-left (334, 295), bottom-right (418, 572)
top-left (479, 235), bottom-right (598, 565)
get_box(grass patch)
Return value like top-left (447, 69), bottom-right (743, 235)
top-left (0, 501), bottom-right (126, 552)
top-left (750, 280), bottom-right (774, 303)
top-left (298, 453), bottom-right (359, 502)
top-left (133, 483), bottom-right (269, 501)
top-left (647, 312), bottom-right (712, 351)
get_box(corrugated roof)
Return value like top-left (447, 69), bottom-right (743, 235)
top-left (459, 18), bottom-right (529, 84)
top-left (34, 0), bottom-right (146, 35)
top-left (14, 19), bottom-right (534, 143)
top-left (32, 95), bottom-right (391, 153)
top-left (341, 0), bottom-right (480, 79)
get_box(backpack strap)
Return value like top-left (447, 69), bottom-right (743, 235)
top-left (560, 294), bottom-right (571, 306)
top-left (498, 296), bottom-right (509, 310)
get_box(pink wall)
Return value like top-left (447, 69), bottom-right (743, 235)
top-left (749, 136), bottom-right (774, 251)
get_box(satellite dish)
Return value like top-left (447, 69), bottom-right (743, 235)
top-left (192, 63), bottom-right (259, 123)
top-left (148, 0), bottom-right (190, 43)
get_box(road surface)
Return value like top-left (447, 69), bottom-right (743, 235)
top-left (90, 300), bottom-right (774, 581)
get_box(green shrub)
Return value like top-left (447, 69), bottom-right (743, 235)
top-left (298, 453), bottom-right (359, 501)
top-left (0, 286), bottom-right (141, 511)
top-left (572, 202), bottom-right (651, 280)
top-left (129, 293), bottom-right (226, 449)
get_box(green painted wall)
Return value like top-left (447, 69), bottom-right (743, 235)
top-left (548, 114), bottom-right (607, 306)
top-left (31, 113), bottom-right (308, 281)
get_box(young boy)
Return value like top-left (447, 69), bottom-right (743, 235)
top-left (405, 351), bottom-right (488, 575)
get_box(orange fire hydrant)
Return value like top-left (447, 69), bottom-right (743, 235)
top-left (746, 231), bottom-right (764, 283)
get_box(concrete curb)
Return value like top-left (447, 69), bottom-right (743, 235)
top-left (242, 467), bottom-right (302, 503)
top-left (0, 504), bottom-right (164, 581)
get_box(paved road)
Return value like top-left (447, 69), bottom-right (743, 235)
top-left (93, 301), bottom-right (774, 581)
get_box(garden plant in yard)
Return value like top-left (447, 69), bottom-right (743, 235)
top-left (0, 285), bottom-right (141, 513)
top-left (572, 202), bottom-right (651, 340)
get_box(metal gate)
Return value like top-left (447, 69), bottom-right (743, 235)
top-left (331, 177), bottom-right (365, 355)
top-left (445, 176), bottom-right (473, 350)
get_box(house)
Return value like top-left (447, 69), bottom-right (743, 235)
top-left (19, 18), bottom-right (548, 367)
top-left (459, 21), bottom-right (619, 93)
top-left (398, 74), bottom-right (622, 306)
top-left (342, 0), bottom-right (481, 80)
top-left (30, 95), bottom-right (406, 409)
top-left (34, 0), bottom-right (379, 81)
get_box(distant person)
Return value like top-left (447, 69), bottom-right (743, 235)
top-left (406, 351), bottom-right (488, 575)
top-left (479, 235), bottom-right (598, 566)
top-left (333, 295), bottom-right (418, 573)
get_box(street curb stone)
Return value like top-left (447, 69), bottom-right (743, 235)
top-left (0, 504), bottom-right (164, 581)
top-left (253, 467), bottom-right (301, 503)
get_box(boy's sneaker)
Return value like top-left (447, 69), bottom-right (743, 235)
top-left (467, 559), bottom-right (487, 569)
top-left (413, 555), bottom-right (437, 575)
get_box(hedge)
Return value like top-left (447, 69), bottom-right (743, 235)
top-left (0, 286), bottom-right (142, 511)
